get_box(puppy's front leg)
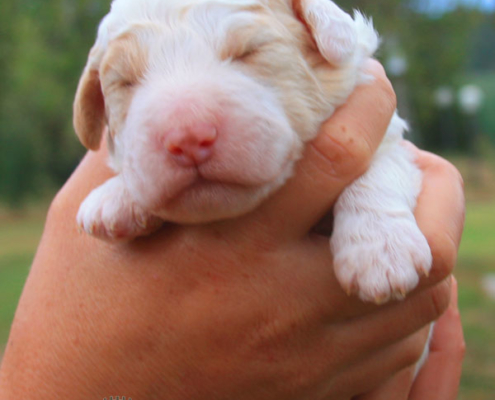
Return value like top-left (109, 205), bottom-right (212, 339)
top-left (330, 115), bottom-right (432, 303)
top-left (77, 176), bottom-right (162, 241)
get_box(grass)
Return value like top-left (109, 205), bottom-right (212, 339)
top-left (0, 205), bottom-right (47, 345)
top-left (0, 161), bottom-right (494, 397)
top-left (456, 202), bottom-right (495, 400)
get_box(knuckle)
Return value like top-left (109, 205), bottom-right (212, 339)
top-left (450, 164), bottom-right (465, 191)
top-left (366, 60), bottom-right (397, 116)
top-left (457, 339), bottom-right (467, 359)
top-left (433, 157), bottom-right (464, 188)
top-left (427, 279), bottom-right (452, 320)
top-left (428, 229), bottom-right (458, 281)
top-left (312, 125), bottom-right (373, 180)
top-left (374, 73), bottom-right (397, 115)
top-left (288, 366), bottom-right (322, 396)
top-left (448, 306), bottom-right (462, 324)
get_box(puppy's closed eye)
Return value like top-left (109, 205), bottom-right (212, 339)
top-left (103, 69), bottom-right (138, 92)
top-left (221, 22), bottom-right (282, 62)
top-left (100, 31), bottom-right (149, 92)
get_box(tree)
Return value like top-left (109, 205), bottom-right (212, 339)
top-left (0, 0), bottom-right (111, 206)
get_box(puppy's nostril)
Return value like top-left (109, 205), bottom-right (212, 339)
top-left (168, 145), bottom-right (184, 156)
top-left (164, 124), bottom-right (218, 166)
top-left (200, 139), bottom-right (215, 148)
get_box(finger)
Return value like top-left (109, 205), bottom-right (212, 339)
top-left (352, 367), bottom-right (416, 400)
top-left (327, 327), bottom-right (430, 399)
top-left (329, 277), bottom-right (451, 363)
top-left (245, 59), bottom-right (396, 241)
top-left (408, 277), bottom-right (464, 400)
top-left (408, 144), bottom-right (465, 286)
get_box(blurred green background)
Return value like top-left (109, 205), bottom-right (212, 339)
top-left (0, 0), bottom-right (494, 398)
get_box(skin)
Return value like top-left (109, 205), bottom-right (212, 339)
top-left (0, 60), bottom-right (465, 399)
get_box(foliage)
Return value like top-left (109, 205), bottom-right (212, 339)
top-left (0, 0), bottom-right (111, 206)
top-left (0, 209), bottom-right (46, 344)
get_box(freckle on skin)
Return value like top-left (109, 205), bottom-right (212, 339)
top-left (341, 125), bottom-right (347, 133)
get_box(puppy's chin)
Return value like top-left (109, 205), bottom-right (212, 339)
top-left (149, 167), bottom-right (293, 224)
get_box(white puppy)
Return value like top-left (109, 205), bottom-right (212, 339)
top-left (74, 0), bottom-right (432, 304)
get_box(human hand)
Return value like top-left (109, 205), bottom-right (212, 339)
top-left (0, 60), bottom-right (465, 400)
top-left (353, 276), bottom-right (465, 400)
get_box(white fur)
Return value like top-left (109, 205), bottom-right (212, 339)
top-left (331, 114), bottom-right (432, 302)
top-left (77, 176), bottom-right (162, 239)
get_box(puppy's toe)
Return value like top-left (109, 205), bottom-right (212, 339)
top-left (331, 216), bottom-right (432, 304)
top-left (77, 178), bottom-right (162, 241)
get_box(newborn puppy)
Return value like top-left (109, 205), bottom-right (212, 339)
top-left (74, 0), bottom-right (432, 304)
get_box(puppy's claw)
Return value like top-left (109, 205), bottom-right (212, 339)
top-left (88, 224), bottom-right (95, 236)
top-left (77, 177), bottom-right (164, 241)
top-left (135, 214), bottom-right (150, 230)
top-left (395, 288), bottom-right (407, 301)
top-left (342, 273), bottom-right (358, 297)
top-left (373, 294), bottom-right (389, 305)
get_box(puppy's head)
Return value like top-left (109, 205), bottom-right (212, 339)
top-left (74, 0), bottom-right (373, 223)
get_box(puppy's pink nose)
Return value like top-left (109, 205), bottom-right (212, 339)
top-left (165, 124), bottom-right (217, 167)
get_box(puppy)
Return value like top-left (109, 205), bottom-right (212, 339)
top-left (74, 0), bottom-right (432, 304)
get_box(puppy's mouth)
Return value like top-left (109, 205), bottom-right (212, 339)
top-left (165, 159), bottom-right (289, 201)
top-left (145, 162), bottom-right (291, 223)
top-left (176, 174), bottom-right (254, 196)
top-left (151, 174), bottom-right (266, 223)
top-left (164, 171), bottom-right (259, 203)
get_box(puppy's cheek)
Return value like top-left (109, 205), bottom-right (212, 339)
top-left (202, 122), bottom-right (299, 185)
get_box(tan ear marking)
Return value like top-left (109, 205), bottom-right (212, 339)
top-left (293, 0), bottom-right (357, 66)
top-left (73, 63), bottom-right (106, 151)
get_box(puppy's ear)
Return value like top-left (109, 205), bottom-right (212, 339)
top-left (294, 0), bottom-right (357, 65)
top-left (73, 45), bottom-right (106, 151)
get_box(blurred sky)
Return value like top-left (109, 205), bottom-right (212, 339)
top-left (415, 0), bottom-right (495, 14)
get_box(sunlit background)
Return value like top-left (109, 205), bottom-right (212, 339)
top-left (0, 0), bottom-right (494, 398)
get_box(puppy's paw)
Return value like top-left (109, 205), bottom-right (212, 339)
top-left (77, 177), bottom-right (162, 241)
top-left (331, 215), bottom-right (432, 304)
